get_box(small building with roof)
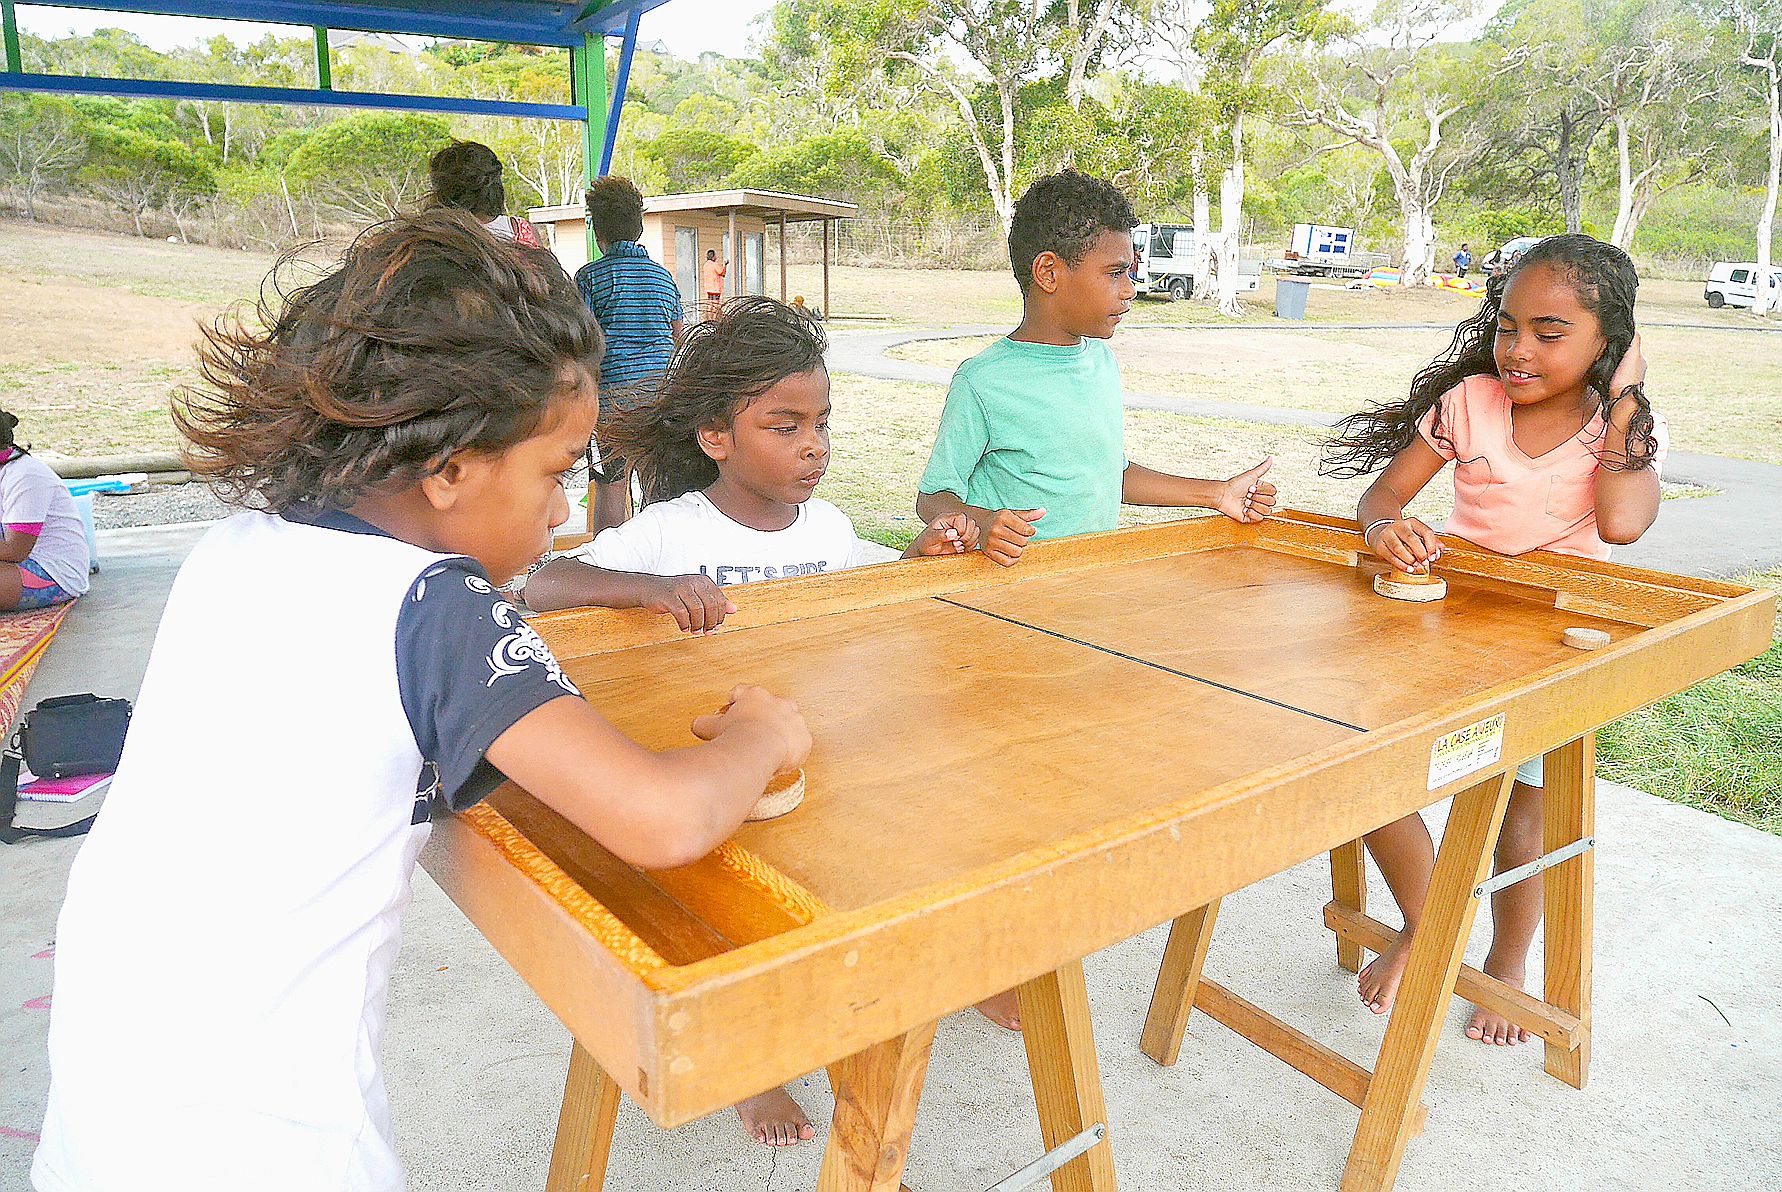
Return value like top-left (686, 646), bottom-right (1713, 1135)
top-left (530, 189), bottom-right (857, 317)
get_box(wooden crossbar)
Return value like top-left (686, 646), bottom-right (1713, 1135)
top-left (1321, 903), bottom-right (1582, 1049)
top-left (1194, 979), bottom-right (1427, 1140)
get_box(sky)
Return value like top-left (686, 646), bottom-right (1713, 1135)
top-left (11, 0), bottom-right (781, 61)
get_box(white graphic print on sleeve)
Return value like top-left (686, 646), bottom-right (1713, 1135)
top-left (465, 574), bottom-right (579, 694)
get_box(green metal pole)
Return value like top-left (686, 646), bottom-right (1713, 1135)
top-left (312, 27), bottom-right (331, 90)
top-left (3, 0), bottom-right (23, 75)
top-left (572, 32), bottom-right (607, 264)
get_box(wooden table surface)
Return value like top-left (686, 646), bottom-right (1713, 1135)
top-left (423, 511), bottom-right (1774, 1190)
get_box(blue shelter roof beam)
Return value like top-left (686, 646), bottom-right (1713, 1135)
top-left (0, 70), bottom-right (587, 120)
top-left (18, 1), bottom-right (678, 45)
top-left (597, 7), bottom-right (636, 176)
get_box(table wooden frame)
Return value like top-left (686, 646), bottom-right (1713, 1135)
top-left (421, 511), bottom-right (1772, 1191)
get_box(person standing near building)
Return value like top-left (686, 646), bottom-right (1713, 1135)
top-left (576, 176), bottom-right (686, 534)
top-left (700, 248), bottom-right (728, 318)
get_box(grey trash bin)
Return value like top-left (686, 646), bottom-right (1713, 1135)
top-left (1275, 276), bottom-right (1312, 320)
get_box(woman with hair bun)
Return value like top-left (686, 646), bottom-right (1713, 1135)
top-left (427, 140), bottom-right (542, 247)
top-left (0, 409), bottom-right (89, 610)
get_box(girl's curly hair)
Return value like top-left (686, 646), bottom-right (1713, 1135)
top-left (1321, 233), bottom-right (1658, 477)
top-left (599, 297), bottom-right (827, 505)
top-left (174, 210), bottom-right (602, 513)
top-left (0, 409), bottom-right (27, 464)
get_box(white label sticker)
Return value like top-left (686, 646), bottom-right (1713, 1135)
top-left (1428, 713), bottom-right (1505, 790)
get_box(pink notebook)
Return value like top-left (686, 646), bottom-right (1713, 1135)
top-left (17, 771), bottom-right (112, 804)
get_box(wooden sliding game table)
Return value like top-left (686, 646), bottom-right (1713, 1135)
top-left (420, 510), bottom-right (1773, 1191)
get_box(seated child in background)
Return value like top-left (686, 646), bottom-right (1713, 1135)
top-left (916, 169), bottom-right (1277, 568)
top-left (526, 296), bottom-right (976, 631)
top-left (32, 212), bottom-right (809, 1192)
top-left (0, 408), bottom-right (91, 610)
top-left (525, 297), bottom-right (971, 1148)
top-left (1321, 232), bottom-right (1664, 1046)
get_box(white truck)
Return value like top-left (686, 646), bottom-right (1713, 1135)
top-left (1131, 222), bottom-right (1261, 299)
top-left (1271, 223), bottom-right (1388, 278)
top-left (1131, 223), bottom-right (1198, 300)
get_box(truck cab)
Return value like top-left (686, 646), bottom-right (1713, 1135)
top-left (1132, 223), bottom-right (1198, 300)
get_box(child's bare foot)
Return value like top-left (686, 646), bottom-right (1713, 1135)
top-left (1465, 957), bottom-right (1532, 1046)
top-left (735, 1087), bottom-right (814, 1146)
top-left (1357, 930), bottom-right (1416, 1015)
top-left (975, 988), bottom-right (1022, 1031)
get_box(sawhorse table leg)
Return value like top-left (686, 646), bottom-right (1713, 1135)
top-left (1330, 840), bottom-right (1367, 973)
top-left (1138, 899), bottom-right (1221, 1066)
top-left (821, 1021), bottom-right (939, 1191)
top-left (1018, 959), bottom-right (1119, 1192)
top-left (546, 1041), bottom-right (622, 1192)
top-left (1542, 735), bottom-right (1594, 1088)
top-left (1343, 771), bottom-right (1515, 1192)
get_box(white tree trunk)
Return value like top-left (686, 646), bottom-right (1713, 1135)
top-left (1216, 112), bottom-right (1245, 317)
top-left (1192, 167), bottom-right (1212, 301)
top-left (1399, 201), bottom-right (1434, 287)
top-left (1757, 65), bottom-right (1781, 317)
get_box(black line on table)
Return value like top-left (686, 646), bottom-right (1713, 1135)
top-left (935, 596), bottom-right (1367, 734)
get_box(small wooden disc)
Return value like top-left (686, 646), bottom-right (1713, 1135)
top-left (1562, 627), bottom-right (1611, 651)
top-left (747, 768), bottom-right (805, 821)
top-left (1373, 571), bottom-right (1447, 603)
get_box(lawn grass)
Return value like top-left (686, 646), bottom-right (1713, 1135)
top-left (890, 323), bottom-right (1782, 467)
top-left (1597, 569), bottom-right (1782, 834)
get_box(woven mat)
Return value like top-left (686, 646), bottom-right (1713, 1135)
top-left (0, 603), bottom-right (73, 738)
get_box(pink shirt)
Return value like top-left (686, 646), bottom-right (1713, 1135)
top-left (1415, 375), bottom-right (1668, 561)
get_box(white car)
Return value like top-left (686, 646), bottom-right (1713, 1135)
top-left (1704, 262), bottom-right (1782, 309)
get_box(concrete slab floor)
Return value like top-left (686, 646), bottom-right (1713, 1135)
top-left (3, 524), bottom-right (1777, 1190)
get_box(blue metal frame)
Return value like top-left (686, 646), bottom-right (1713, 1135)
top-left (0, 69), bottom-right (587, 120)
top-left (597, 7), bottom-right (637, 174)
top-left (15, 0), bottom-right (676, 44)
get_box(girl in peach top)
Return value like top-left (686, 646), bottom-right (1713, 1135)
top-left (1321, 234), bottom-right (1665, 1046)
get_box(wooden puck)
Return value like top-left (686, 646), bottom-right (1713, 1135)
top-left (1562, 627), bottom-right (1611, 651)
top-left (747, 768), bottom-right (805, 821)
top-left (1373, 570), bottom-right (1447, 602)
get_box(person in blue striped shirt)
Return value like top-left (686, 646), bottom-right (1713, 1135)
top-left (576, 176), bottom-right (686, 532)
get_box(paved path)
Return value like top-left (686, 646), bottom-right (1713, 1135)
top-left (831, 325), bottom-right (1782, 579)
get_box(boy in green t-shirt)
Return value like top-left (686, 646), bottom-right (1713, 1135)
top-left (917, 170), bottom-right (1277, 567)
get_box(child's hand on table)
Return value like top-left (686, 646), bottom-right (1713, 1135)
top-left (642, 573), bottom-right (736, 635)
top-left (692, 685), bottom-right (812, 775)
top-left (1366, 517), bottom-right (1443, 574)
top-left (1212, 457), bottom-right (1277, 524)
top-left (908, 513), bottom-right (980, 557)
top-left (977, 508), bottom-right (1045, 567)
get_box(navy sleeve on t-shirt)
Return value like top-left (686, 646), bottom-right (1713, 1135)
top-left (394, 559), bottom-right (582, 815)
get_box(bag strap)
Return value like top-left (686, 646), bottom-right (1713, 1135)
top-left (0, 741), bottom-right (98, 845)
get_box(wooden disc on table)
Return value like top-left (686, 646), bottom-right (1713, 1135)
top-left (747, 768), bottom-right (805, 822)
top-left (1372, 570), bottom-right (1447, 603)
top-left (1562, 627), bottom-right (1612, 651)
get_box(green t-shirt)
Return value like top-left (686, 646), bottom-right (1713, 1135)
top-left (918, 336), bottom-right (1125, 541)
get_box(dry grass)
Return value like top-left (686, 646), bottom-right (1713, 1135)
top-left (889, 321), bottom-right (1782, 467)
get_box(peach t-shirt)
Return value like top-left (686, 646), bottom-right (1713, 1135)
top-left (700, 258), bottom-right (726, 295)
top-left (1415, 374), bottom-right (1668, 560)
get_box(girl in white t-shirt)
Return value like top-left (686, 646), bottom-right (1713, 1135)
top-left (526, 297), bottom-right (977, 633)
top-left (32, 212), bottom-right (809, 1192)
top-left (0, 410), bottom-right (90, 610)
top-left (524, 298), bottom-right (975, 1147)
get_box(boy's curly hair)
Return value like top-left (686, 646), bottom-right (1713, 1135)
top-left (599, 297), bottom-right (827, 505)
top-left (1007, 169), bottom-right (1137, 293)
top-left (1321, 233), bottom-right (1657, 477)
top-left (585, 175), bottom-right (646, 245)
top-left (428, 140), bottom-right (506, 221)
top-left (174, 210), bottom-right (602, 514)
